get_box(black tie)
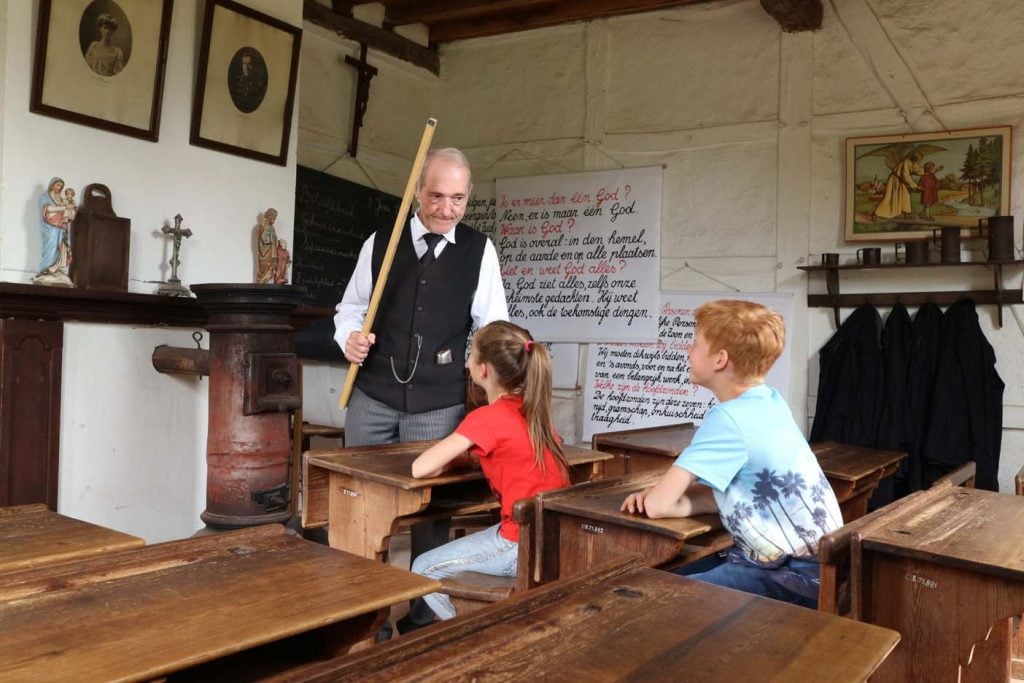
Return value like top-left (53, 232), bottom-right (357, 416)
top-left (420, 233), bottom-right (443, 268)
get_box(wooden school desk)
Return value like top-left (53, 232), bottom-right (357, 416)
top-left (302, 440), bottom-right (612, 561)
top-left (811, 441), bottom-right (907, 520)
top-left (269, 556), bottom-right (900, 683)
top-left (590, 423), bottom-right (907, 521)
top-left (0, 502), bottom-right (144, 573)
top-left (851, 485), bottom-right (1024, 682)
top-left (591, 421), bottom-right (697, 475)
top-left (536, 470), bottom-right (730, 581)
top-left (0, 524), bottom-right (438, 682)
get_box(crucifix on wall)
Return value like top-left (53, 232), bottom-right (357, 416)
top-left (344, 43), bottom-right (378, 158)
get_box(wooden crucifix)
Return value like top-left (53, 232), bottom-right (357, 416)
top-left (345, 43), bottom-right (378, 158)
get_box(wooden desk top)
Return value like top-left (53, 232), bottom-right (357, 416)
top-left (811, 441), bottom-right (907, 482)
top-left (590, 425), bottom-right (907, 482)
top-left (0, 525), bottom-right (439, 682)
top-left (856, 486), bottom-right (1024, 578)
top-left (307, 441), bottom-right (613, 490)
top-left (591, 422), bottom-right (697, 456)
top-left (0, 503), bottom-right (144, 574)
top-left (279, 560), bottom-right (899, 682)
top-left (541, 472), bottom-right (720, 540)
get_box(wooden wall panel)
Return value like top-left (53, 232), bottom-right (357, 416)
top-left (0, 319), bottom-right (63, 509)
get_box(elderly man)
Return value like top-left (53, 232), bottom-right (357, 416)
top-left (333, 147), bottom-right (508, 634)
top-left (335, 147), bottom-right (507, 443)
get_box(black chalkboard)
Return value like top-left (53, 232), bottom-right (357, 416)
top-left (293, 165), bottom-right (400, 307)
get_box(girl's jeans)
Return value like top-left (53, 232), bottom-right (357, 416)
top-left (411, 523), bottom-right (518, 620)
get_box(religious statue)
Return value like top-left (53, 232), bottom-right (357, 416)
top-left (158, 214), bottom-right (193, 296)
top-left (32, 176), bottom-right (74, 287)
top-left (274, 239), bottom-right (291, 285)
top-left (254, 208), bottom-right (280, 284)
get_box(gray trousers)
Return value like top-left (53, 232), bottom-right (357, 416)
top-left (345, 386), bottom-right (465, 630)
top-left (344, 387), bottom-right (464, 446)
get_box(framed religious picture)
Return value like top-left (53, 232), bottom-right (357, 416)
top-left (845, 126), bottom-right (1012, 242)
top-left (30, 0), bottom-right (174, 141)
top-left (190, 0), bottom-right (302, 166)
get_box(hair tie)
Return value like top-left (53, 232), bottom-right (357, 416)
top-left (524, 340), bottom-right (534, 353)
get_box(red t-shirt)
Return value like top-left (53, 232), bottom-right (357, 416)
top-left (456, 395), bottom-right (569, 542)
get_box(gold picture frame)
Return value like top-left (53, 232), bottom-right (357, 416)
top-left (845, 126), bottom-right (1012, 242)
top-left (190, 0), bottom-right (302, 166)
top-left (30, 0), bottom-right (174, 141)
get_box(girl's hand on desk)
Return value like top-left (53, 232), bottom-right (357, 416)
top-left (621, 488), bottom-right (653, 515)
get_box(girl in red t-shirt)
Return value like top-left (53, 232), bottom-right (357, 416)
top-left (409, 321), bottom-right (570, 622)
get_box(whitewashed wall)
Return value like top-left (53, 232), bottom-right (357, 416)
top-left (0, 0), bottom-right (302, 541)
top-left (5, 0), bottom-right (1023, 545)
top-left (300, 0), bottom-right (1024, 492)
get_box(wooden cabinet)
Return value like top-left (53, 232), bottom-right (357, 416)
top-left (0, 319), bottom-right (62, 509)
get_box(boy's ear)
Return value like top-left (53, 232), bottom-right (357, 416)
top-left (712, 348), bottom-right (729, 372)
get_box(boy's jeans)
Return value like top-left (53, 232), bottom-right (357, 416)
top-left (672, 549), bottom-right (819, 609)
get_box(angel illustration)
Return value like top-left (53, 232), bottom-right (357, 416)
top-left (860, 142), bottom-right (946, 220)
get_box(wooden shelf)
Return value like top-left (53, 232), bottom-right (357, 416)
top-left (0, 282), bottom-right (331, 329)
top-left (799, 259), bottom-right (1024, 272)
top-left (799, 260), bottom-right (1024, 327)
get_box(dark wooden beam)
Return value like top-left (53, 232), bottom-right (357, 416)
top-left (423, 0), bottom-right (715, 43)
top-left (331, 0), bottom-right (354, 15)
top-left (759, 0), bottom-right (822, 32)
top-left (382, 0), bottom-right (557, 25)
top-left (303, 0), bottom-right (439, 75)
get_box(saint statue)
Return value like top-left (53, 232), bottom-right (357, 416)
top-left (255, 208), bottom-right (279, 284)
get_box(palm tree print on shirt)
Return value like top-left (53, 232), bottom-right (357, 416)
top-left (725, 501), bottom-right (786, 556)
top-left (742, 467), bottom-right (841, 557)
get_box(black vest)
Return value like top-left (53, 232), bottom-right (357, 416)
top-left (357, 220), bottom-right (487, 413)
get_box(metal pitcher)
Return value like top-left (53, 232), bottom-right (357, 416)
top-left (932, 226), bottom-right (961, 263)
top-left (979, 215), bottom-right (1014, 262)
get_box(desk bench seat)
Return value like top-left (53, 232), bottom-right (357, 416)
top-left (439, 499), bottom-right (536, 615)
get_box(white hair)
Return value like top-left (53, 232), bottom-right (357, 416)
top-left (418, 148), bottom-right (472, 189)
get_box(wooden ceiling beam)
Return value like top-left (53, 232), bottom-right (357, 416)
top-left (331, 0), bottom-right (354, 15)
top-left (381, 0), bottom-right (557, 25)
top-left (423, 0), bottom-right (715, 43)
top-left (303, 0), bottom-right (439, 74)
top-left (759, 0), bottom-right (822, 31)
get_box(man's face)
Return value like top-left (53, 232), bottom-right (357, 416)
top-left (241, 55), bottom-right (253, 75)
top-left (415, 158), bottom-right (471, 235)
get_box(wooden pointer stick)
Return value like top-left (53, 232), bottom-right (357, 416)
top-left (339, 117), bottom-right (437, 409)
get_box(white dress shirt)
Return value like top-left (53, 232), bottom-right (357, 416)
top-left (333, 212), bottom-right (508, 350)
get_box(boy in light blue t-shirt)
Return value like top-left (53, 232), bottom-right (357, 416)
top-left (622, 300), bottom-right (842, 607)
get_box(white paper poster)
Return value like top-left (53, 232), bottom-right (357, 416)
top-left (495, 167), bottom-right (662, 343)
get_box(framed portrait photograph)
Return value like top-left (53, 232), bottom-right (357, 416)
top-left (845, 126), bottom-right (1012, 242)
top-left (30, 0), bottom-right (174, 141)
top-left (190, 0), bottom-right (302, 166)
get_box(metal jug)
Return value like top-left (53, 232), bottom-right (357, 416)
top-left (979, 215), bottom-right (1014, 262)
top-left (932, 226), bottom-right (961, 263)
top-left (895, 240), bottom-right (930, 264)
